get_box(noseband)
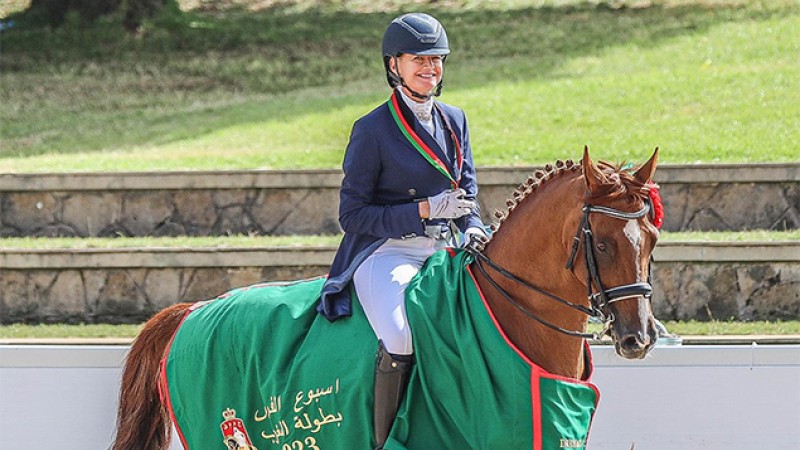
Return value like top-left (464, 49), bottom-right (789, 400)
top-left (469, 201), bottom-right (653, 340)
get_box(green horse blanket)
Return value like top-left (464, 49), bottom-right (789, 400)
top-left (163, 248), bottom-right (599, 450)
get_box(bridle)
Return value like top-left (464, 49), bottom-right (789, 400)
top-left (468, 200), bottom-right (654, 340)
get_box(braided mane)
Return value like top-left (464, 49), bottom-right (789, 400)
top-left (486, 158), bottom-right (652, 238)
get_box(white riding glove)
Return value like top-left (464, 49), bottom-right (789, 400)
top-left (427, 189), bottom-right (476, 219)
top-left (460, 226), bottom-right (488, 249)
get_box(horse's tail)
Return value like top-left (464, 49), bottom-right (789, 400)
top-left (112, 302), bottom-right (192, 450)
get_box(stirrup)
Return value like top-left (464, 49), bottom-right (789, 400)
top-left (373, 341), bottom-right (414, 449)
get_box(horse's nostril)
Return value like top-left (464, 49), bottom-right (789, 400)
top-left (621, 335), bottom-right (643, 350)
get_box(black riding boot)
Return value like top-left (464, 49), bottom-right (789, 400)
top-left (373, 341), bottom-right (414, 450)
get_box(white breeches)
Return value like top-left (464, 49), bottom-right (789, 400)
top-left (353, 237), bottom-right (448, 356)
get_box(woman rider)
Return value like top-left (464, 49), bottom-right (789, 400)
top-left (317, 13), bottom-right (486, 448)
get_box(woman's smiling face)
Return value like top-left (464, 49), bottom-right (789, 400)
top-left (391, 54), bottom-right (444, 100)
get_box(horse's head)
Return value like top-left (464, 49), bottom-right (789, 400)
top-left (578, 146), bottom-right (660, 359)
top-left (473, 147), bottom-right (663, 375)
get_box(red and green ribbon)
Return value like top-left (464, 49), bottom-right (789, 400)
top-left (387, 91), bottom-right (462, 188)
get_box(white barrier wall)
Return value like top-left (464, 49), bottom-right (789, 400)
top-left (588, 345), bottom-right (800, 449)
top-left (1, 344), bottom-right (798, 450)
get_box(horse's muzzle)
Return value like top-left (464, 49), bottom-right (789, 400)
top-left (615, 331), bottom-right (653, 359)
top-left (611, 304), bottom-right (657, 360)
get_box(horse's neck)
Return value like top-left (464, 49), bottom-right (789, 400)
top-left (483, 288), bottom-right (587, 377)
top-left (475, 174), bottom-right (589, 378)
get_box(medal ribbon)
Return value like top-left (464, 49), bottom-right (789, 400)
top-left (388, 91), bottom-right (462, 188)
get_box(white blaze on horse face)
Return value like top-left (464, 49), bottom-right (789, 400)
top-left (623, 219), bottom-right (642, 280)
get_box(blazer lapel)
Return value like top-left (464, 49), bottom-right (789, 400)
top-left (408, 106), bottom-right (454, 173)
top-left (431, 112), bottom-right (451, 164)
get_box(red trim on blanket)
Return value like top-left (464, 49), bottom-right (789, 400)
top-left (530, 368), bottom-right (542, 450)
top-left (467, 263), bottom-right (600, 449)
top-left (467, 264), bottom-right (535, 367)
top-left (159, 308), bottom-right (193, 450)
top-left (531, 346), bottom-right (601, 396)
top-left (466, 264), bottom-right (600, 386)
top-left (466, 262), bottom-right (601, 450)
top-left (467, 264), bottom-right (536, 450)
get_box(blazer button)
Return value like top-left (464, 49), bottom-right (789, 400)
top-left (408, 188), bottom-right (417, 196)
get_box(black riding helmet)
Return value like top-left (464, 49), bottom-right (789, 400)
top-left (382, 13), bottom-right (450, 98)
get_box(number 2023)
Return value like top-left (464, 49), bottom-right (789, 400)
top-left (282, 437), bottom-right (320, 450)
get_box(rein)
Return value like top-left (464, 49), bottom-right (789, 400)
top-left (468, 201), bottom-right (653, 340)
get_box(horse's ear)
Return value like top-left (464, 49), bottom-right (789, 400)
top-left (582, 145), bottom-right (606, 193)
top-left (633, 147), bottom-right (659, 184)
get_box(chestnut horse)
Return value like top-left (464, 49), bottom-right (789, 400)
top-left (113, 147), bottom-right (660, 449)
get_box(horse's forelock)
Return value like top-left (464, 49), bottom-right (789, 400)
top-left (587, 160), bottom-right (648, 204)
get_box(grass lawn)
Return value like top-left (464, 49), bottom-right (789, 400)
top-left (1, 320), bottom-right (798, 339)
top-left (0, 323), bottom-right (145, 339)
top-left (0, 235), bottom-right (344, 249)
top-left (2, 0), bottom-right (798, 171)
top-left (0, 230), bottom-right (796, 249)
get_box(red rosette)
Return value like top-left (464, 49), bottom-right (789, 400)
top-left (646, 182), bottom-right (664, 229)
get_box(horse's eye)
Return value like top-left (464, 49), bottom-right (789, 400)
top-left (596, 242), bottom-right (609, 253)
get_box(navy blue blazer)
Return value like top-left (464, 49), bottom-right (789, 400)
top-left (317, 91), bottom-right (484, 321)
